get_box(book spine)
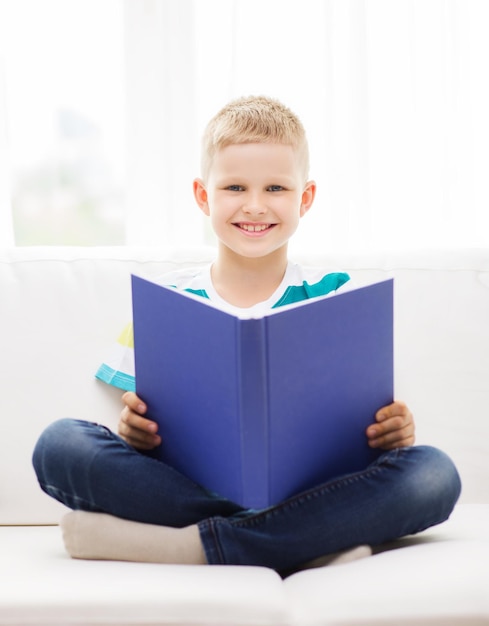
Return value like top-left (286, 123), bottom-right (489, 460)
top-left (236, 318), bottom-right (270, 509)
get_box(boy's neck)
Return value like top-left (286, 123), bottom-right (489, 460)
top-left (211, 246), bottom-right (289, 308)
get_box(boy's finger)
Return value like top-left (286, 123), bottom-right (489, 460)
top-left (376, 400), bottom-right (408, 422)
top-left (121, 429), bottom-right (161, 450)
top-left (367, 414), bottom-right (412, 438)
top-left (119, 413), bottom-right (161, 444)
top-left (122, 391), bottom-right (147, 414)
top-left (122, 408), bottom-right (158, 433)
top-left (368, 416), bottom-right (415, 444)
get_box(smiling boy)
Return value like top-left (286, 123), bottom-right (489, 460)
top-left (33, 96), bottom-right (461, 573)
top-left (194, 142), bottom-right (315, 308)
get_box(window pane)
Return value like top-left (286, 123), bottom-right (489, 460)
top-left (2, 0), bottom-right (126, 245)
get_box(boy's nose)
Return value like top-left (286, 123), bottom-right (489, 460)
top-left (243, 194), bottom-right (266, 215)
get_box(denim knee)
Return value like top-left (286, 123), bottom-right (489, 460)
top-left (402, 445), bottom-right (462, 525)
top-left (32, 418), bottom-right (97, 484)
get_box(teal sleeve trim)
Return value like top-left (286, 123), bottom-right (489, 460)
top-left (95, 364), bottom-right (136, 392)
top-left (273, 272), bottom-right (350, 308)
top-left (303, 272), bottom-right (350, 299)
top-left (184, 288), bottom-right (210, 299)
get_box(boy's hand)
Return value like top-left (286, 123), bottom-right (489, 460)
top-left (118, 392), bottom-right (162, 450)
top-left (366, 401), bottom-right (415, 450)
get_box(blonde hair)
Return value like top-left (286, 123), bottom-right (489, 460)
top-left (201, 96), bottom-right (310, 182)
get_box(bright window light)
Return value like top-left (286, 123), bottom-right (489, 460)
top-left (1, 0), bottom-right (126, 245)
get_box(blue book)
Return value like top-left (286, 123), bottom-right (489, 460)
top-left (132, 275), bottom-right (394, 509)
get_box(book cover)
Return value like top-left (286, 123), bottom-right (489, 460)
top-left (132, 275), bottom-right (394, 509)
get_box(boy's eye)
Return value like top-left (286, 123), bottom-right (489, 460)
top-left (226, 185), bottom-right (244, 192)
top-left (267, 185), bottom-right (284, 192)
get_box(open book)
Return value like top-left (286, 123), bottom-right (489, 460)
top-left (132, 275), bottom-right (394, 509)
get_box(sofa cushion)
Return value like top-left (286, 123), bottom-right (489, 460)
top-left (0, 526), bottom-right (287, 626)
top-left (0, 504), bottom-right (487, 625)
top-left (285, 503), bottom-right (489, 625)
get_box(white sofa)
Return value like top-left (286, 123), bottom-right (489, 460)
top-left (1, 245), bottom-right (488, 626)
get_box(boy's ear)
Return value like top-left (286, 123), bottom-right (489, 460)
top-left (300, 180), bottom-right (316, 217)
top-left (193, 178), bottom-right (210, 216)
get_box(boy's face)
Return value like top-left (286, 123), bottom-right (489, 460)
top-left (194, 143), bottom-right (315, 261)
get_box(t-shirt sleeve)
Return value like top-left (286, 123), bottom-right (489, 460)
top-left (334, 274), bottom-right (354, 293)
top-left (95, 322), bottom-right (136, 392)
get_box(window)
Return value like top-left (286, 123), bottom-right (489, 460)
top-left (0, 0), bottom-right (125, 245)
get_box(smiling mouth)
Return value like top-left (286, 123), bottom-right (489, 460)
top-left (235, 223), bottom-right (276, 232)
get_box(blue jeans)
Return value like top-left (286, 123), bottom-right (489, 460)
top-left (32, 418), bottom-right (461, 574)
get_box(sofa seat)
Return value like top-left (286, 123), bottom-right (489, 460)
top-left (0, 526), bottom-right (286, 626)
top-left (1, 504), bottom-right (487, 626)
top-left (287, 503), bottom-right (489, 626)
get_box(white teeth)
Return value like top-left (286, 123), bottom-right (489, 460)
top-left (240, 224), bottom-right (270, 232)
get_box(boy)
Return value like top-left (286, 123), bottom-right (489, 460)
top-left (33, 96), bottom-right (461, 574)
